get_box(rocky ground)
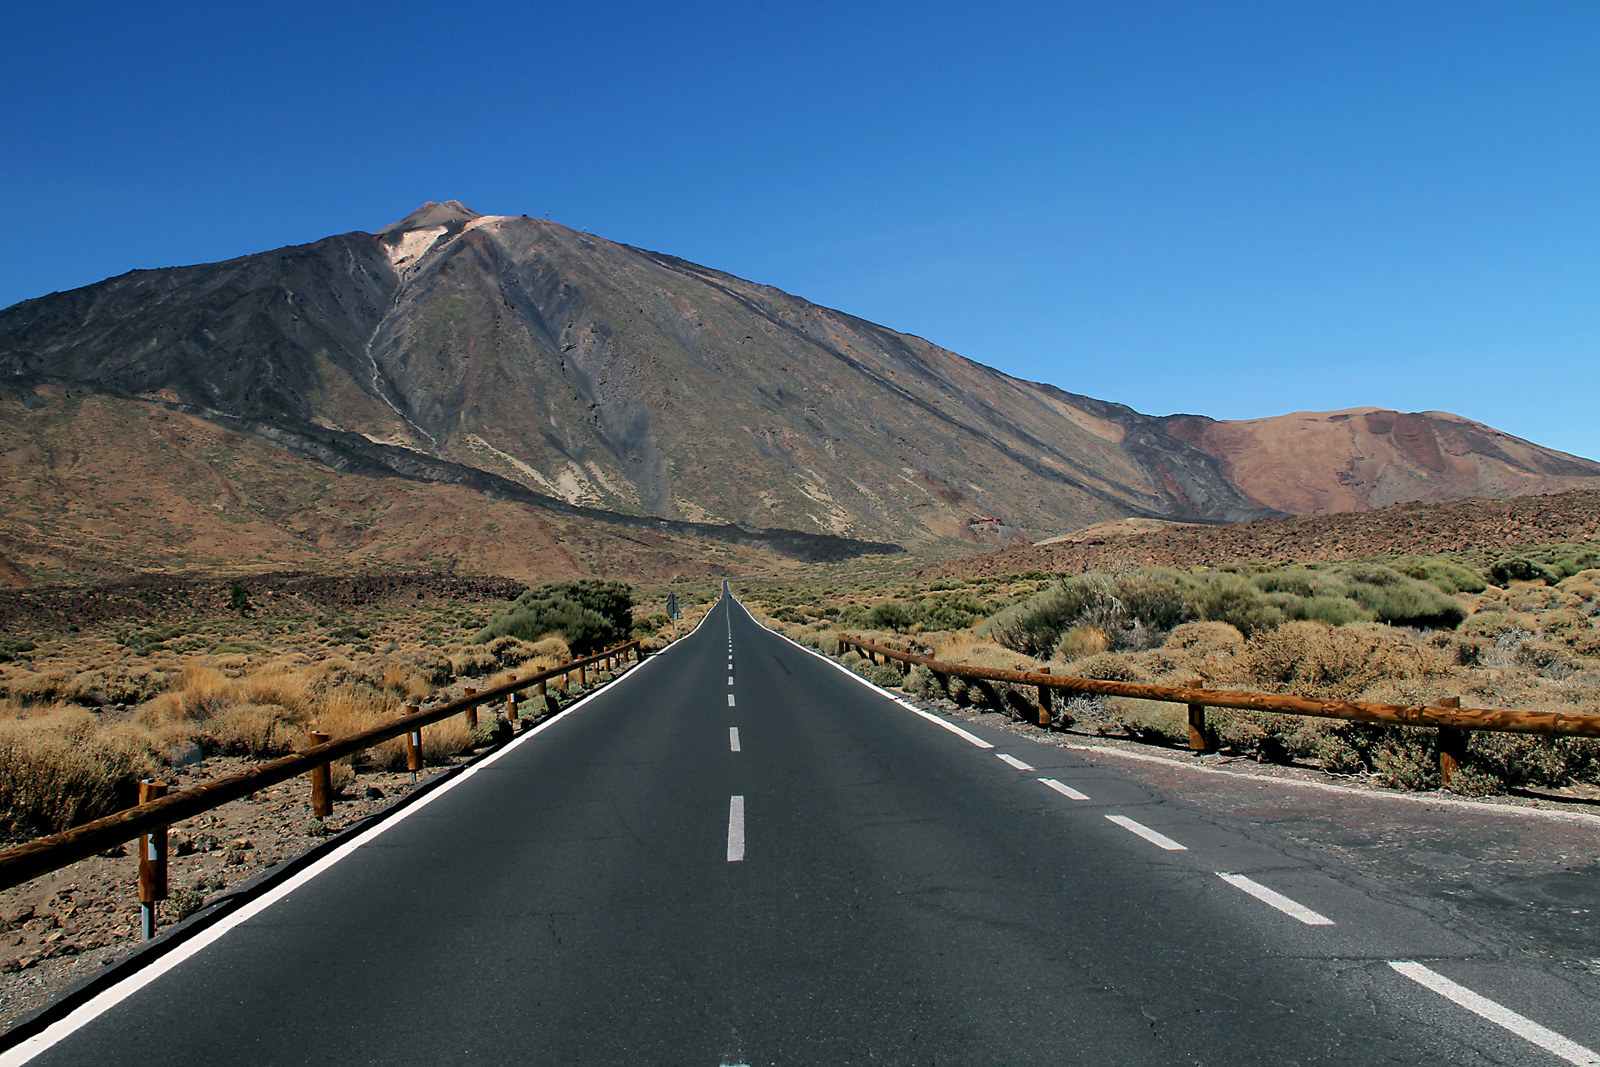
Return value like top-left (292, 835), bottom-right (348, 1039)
top-left (922, 490), bottom-right (1600, 579)
top-left (0, 753), bottom-right (465, 1030)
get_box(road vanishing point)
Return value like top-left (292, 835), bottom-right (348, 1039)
top-left (4, 588), bottom-right (1598, 1066)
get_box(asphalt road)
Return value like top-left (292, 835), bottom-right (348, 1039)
top-left (6, 591), bottom-right (1598, 1066)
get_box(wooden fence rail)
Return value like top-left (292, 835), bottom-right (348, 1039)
top-left (837, 634), bottom-right (1600, 785)
top-left (0, 640), bottom-right (644, 895)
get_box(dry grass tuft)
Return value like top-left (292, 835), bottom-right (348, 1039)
top-left (0, 707), bottom-right (161, 834)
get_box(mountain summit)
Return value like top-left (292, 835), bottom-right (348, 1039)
top-left (2, 202), bottom-right (1596, 546)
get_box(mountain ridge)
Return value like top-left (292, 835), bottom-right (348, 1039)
top-left (3, 201), bottom-right (1596, 549)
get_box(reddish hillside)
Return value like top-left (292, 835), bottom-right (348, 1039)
top-left (921, 491), bottom-right (1600, 578)
top-left (1159, 408), bottom-right (1600, 517)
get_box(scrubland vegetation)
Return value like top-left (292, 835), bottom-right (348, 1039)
top-left (749, 543), bottom-right (1600, 799)
top-left (0, 580), bottom-right (669, 842)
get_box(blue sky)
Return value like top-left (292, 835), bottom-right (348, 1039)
top-left (5, 1), bottom-right (1597, 459)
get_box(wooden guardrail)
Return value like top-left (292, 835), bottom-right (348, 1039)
top-left (837, 634), bottom-right (1600, 786)
top-left (0, 640), bottom-right (645, 897)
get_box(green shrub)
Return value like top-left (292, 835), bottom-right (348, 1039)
top-left (864, 601), bottom-right (918, 632)
top-left (1188, 574), bottom-right (1284, 636)
top-left (981, 573), bottom-right (1193, 655)
top-left (632, 612), bottom-right (671, 636)
top-left (1395, 559), bottom-right (1488, 595)
top-left (475, 580), bottom-right (634, 654)
top-left (1287, 595), bottom-right (1374, 627)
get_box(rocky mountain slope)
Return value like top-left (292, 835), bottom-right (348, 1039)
top-left (0, 388), bottom-right (802, 586)
top-left (1161, 408), bottom-right (1600, 516)
top-left (3, 200), bottom-right (1596, 547)
top-left (921, 490), bottom-right (1600, 579)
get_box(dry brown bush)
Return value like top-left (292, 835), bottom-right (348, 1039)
top-left (448, 647), bottom-right (498, 678)
top-left (0, 708), bottom-right (160, 833)
top-left (1239, 622), bottom-right (1450, 700)
top-left (1057, 627), bottom-right (1110, 658)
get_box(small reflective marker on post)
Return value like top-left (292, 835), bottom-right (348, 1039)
top-left (136, 779), bottom-right (169, 940)
top-left (404, 703), bottom-right (423, 782)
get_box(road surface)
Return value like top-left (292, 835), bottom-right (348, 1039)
top-left (5, 591), bottom-right (1597, 1065)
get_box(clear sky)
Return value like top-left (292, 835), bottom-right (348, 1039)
top-left (5, 1), bottom-right (1597, 459)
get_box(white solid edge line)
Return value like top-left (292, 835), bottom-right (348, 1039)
top-left (1038, 778), bottom-right (1090, 800)
top-left (996, 753), bottom-right (1035, 771)
top-left (0, 647), bottom-right (671, 1067)
top-left (729, 727), bottom-right (741, 752)
top-left (728, 693), bottom-right (736, 706)
top-left (1105, 814), bottom-right (1187, 851)
top-left (1216, 872), bottom-right (1334, 925)
top-left (727, 795), bottom-right (746, 862)
top-left (1389, 961), bottom-right (1600, 1066)
top-left (740, 605), bottom-right (994, 749)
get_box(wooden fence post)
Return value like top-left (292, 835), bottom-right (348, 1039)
top-left (1037, 668), bottom-right (1054, 727)
top-left (579, 662), bottom-right (587, 686)
top-left (1187, 704), bottom-right (1208, 752)
top-left (1437, 696), bottom-right (1466, 788)
top-left (404, 703), bottom-right (423, 781)
top-left (506, 693), bottom-right (518, 728)
top-left (307, 730), bottom-right (332, 818)
top-left (463, 687), bottom-right (477, 730)
top-left (136, 780), bottom-right (169, 940)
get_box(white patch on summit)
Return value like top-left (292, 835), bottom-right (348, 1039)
top-left (387, 226), bottom-right (447, 269)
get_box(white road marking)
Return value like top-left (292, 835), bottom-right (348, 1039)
top-left (1106, 815), bottom-right (1187, 851)
top-left (1390, 961), bottom-right (1600, 1066)
top-left (996, 753), bottom-right (1034, 771)
top-left (0, 654), bottom-right (662, 1067)
top-left (727, 796), bottom-right (745, 862)
top-left (1217, 873), bottom-right (1334, 925)
top-left (747, 617), bottom-right (996, 748)
top-left (729, 727), bottom-right (741, 752)
top-left (1039, 778), bottom-right (1090, 800)
top-left (728, 694), bottom-right (736, 706)
top-left (728, 676), bottom-right (734, 685)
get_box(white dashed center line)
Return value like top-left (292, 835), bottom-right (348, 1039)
top-left (1217, 873), bottom-right (1334, 925)
top-left (727, 694), bottom-right (736, 706)
top-left (729, 727), bottom-right (741, 752)
top-left (1038, 778), bottom-right (1090, 800)
top-left (996, 753), bottom-right (1035, 771)
top-left (1105, 815), bottom-right (1187, 851)
top-left (727, 796), bottom-right (745, 862)
top-left (1390, 961), bottom-right (1600, 1066)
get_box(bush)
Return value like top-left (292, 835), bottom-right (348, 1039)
top-left (1189, 574), bottom-right (1284, 636)
top-left (864, 602), bottom-right (918, 633)
top-left (0, 710), bottom-right (160, 834)
top-left (981, 574), bottom-right (1192, 655)
top-left (1396, 559), bottom-right (1488, 595)
top-left (475, 580), bottom-right (634, 655)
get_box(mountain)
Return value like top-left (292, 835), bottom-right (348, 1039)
top-left (3, 200), bottom-right (1596, 550)
top-left (1161, 408), bottom-right (1600, 517)
top-left (0, 387), bottom-right (804, 586)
